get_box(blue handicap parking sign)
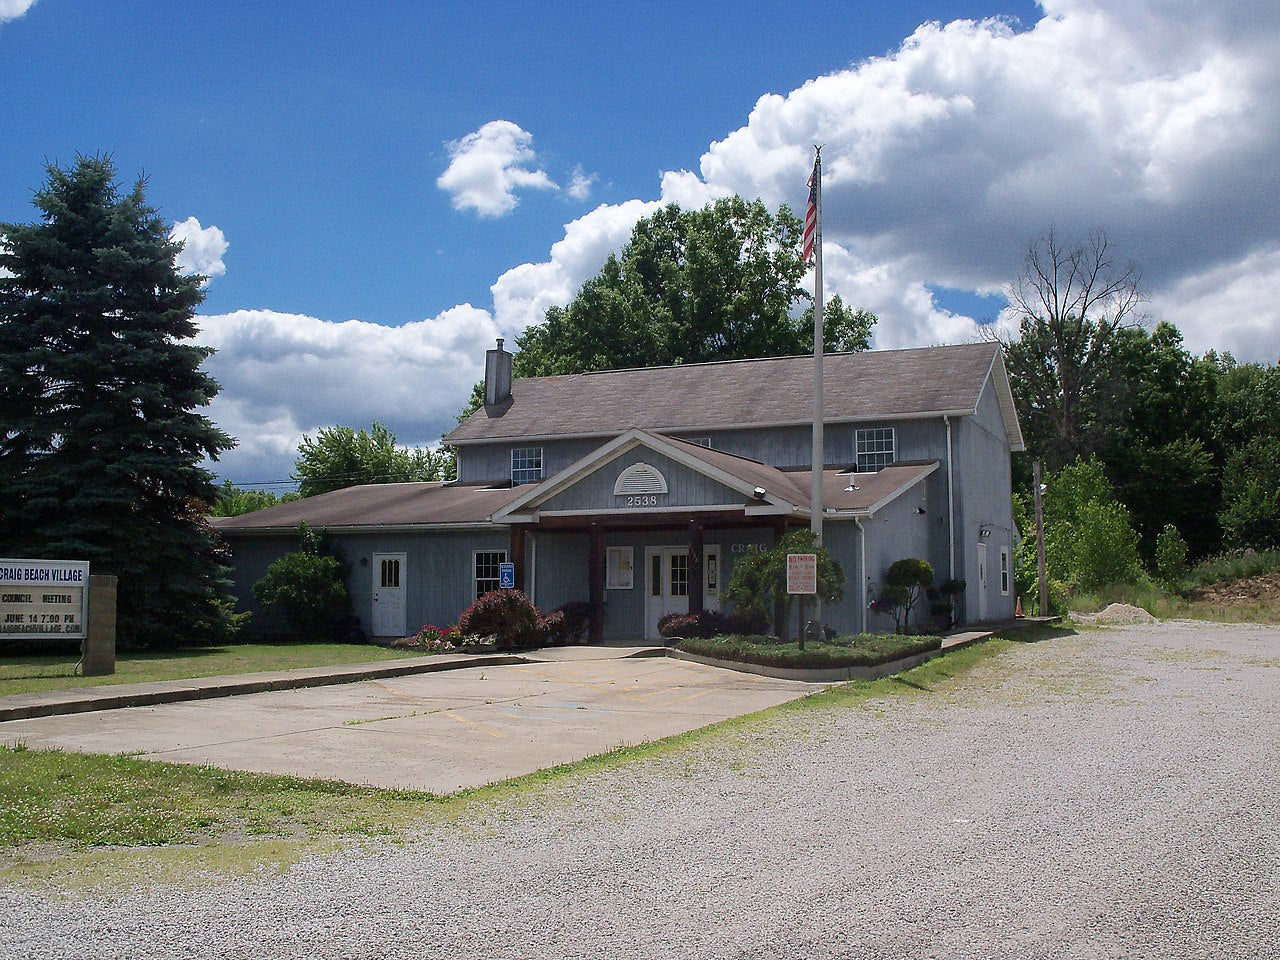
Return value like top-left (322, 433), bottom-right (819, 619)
top-left (498, 561), bottom-right (516, 589)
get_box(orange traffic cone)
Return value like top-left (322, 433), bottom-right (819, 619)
top-left (1015, 596), bottom-right (1024, 618)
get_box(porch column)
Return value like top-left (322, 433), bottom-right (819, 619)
top-left (772, 519), bottom-right (788, 637)
top-left (588, 522), bottom-right (605, 643)
top-left (688, 520), bottom-right (704, 616)
top-left (510, 525), bottom-right (526, 592)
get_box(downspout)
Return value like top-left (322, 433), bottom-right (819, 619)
top-left (945, 415), bottom-right (956, 581)
top-left (855, 517), bottom-right (868, 634)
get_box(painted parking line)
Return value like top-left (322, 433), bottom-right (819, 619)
top-left (442, 710), bottom-right (506, 739)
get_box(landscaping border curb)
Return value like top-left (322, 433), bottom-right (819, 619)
top-left (666, 629), bottom-right (997, 683)
top-left (0, 654), bottom-right (532, 722)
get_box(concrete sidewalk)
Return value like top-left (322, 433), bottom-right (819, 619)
top-left (0, 645), bottom-right (664, 723)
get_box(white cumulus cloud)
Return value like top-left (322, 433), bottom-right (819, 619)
top-left (170, 217), bottom-right (228, 280)
top-left (0, 0), bottom-right (36, 24)
top-left (481, 0), bottom-right (1280, 360)
top-left (566, 166), bottom-right (597, 201)
top-left (197, 305), bottom-right (499, 483)
top-left (437, 120), bottom-right (558, 218)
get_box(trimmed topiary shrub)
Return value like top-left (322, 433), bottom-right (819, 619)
top-left (457, 589), bottom-right (541, 650)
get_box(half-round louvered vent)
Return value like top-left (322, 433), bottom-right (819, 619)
top-left (614, 462), bottom-right (668, 496)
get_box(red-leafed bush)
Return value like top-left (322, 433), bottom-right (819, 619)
top-left (457, 589), bottom-right (541, 650)
top-left (657, 612), bottom-right (700, 639)
top-left (537, 610), bottom-right (568, 646)
top-left (657, 608), bottom-right (767, 639)
top-left (554, 601), bottom-right (593, 644)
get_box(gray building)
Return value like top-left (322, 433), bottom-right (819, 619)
top-left (214, 340), bottom-right (1025, 641)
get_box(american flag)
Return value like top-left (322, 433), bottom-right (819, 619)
top-left (802, 159), bottom-right (818, 264)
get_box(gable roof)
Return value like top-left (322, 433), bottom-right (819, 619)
top-left (448, 341), bottom-right (1023, 450)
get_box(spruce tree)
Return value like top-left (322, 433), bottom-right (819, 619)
top-left (0, 155), bottom-right (238, 648)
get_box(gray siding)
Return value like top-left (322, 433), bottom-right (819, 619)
top-left (224, 535), bottom-right (301, 635)
top-left (863, 474), bottom-right (946, 633)
top-left (455, 418), bottom-right (953, 485)
top-left (538, 448), bottom-right (743, 513)
top-left (952, 376), bottom-right (1016, 623)
top-left (457, 438), bottom-right (606, 485)
top-left (226, 529), bottom-right (512, 639)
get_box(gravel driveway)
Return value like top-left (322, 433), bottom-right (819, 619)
top-left (5, 621), bottom-right (1278, 959)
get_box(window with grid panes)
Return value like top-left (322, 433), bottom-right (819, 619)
top-left (855, 427), bottom-right (895, 471)
top-left (669, 553), bottom-right (689, 597)
top-left (511, 447), bottom-right (543, 484)
top-left (474, 550), bottom-right (507, 598)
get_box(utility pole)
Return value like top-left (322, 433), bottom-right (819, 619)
top-left (1033, 459), bottom-right (1048, 617)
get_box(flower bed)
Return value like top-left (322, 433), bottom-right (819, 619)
top-left (673, 633), bottom-right (940, 670)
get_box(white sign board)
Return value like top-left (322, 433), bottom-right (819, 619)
top-left (0, 559), bottom-right (90, 640)
top-left (786, 553), bottom-right (818, 595)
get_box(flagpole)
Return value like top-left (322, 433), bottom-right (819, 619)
top-left (810, 147), bottom-right (824, 634)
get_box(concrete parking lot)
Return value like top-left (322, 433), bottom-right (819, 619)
top-left (0, 655), bottom-right (820, 791)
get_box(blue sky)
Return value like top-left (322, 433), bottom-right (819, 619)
top-left (3, 0), bottom-right (1278, 484)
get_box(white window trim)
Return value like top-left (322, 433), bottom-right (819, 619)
top-left (511, 447), bottom-right (543, 485)
top-left (606, 545), bottom-right (634, 590)
top-left (999, 546), bottom-right (1010, 596)
top-left (473, 549), bottom-right (508, 599)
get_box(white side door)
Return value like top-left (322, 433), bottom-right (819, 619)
top-left (372, 552), bottom-right (407, 637)
top-left (976, 542), bottom-right (988, 621)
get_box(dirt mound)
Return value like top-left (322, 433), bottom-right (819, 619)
top-left (1069, 602), bottom-right (1157, 625)
top-left (1188, 572), bottom-right (1280, 606)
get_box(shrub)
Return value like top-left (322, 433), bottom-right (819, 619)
top-left (879, 559), bottom-right (934, 631)
top-left (1071, 499), bottom-right (1143, 591)
top-left (394, 624), bottom-right (460, 652)
top-left (721, 608), bottom-right (770, 635)
top-left (537, 610), bottom-right (569, 646)
top-left (252, 548), bottom-right (353, 642)
top-left (658, 612), bottom-right (701, 639)
top-left (1155, 525), bottom-right (1189, 585)
top-left (553, 601), bottom-right (593, 643)
top-left (457, 589), bottom-right (541, 650)
top-left (723, 529), bottom-right (845, 639)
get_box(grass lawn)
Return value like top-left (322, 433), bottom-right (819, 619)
top-left (674, 632), bottom-right (942, 669)
top-left (0, 643), bottom-right (430, 698)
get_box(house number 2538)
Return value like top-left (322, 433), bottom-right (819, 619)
top-left (624, 495), bottom-right (661, 507)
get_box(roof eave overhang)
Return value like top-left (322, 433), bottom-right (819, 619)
top-left (447, 408), bottom-right (978, 447)
top-left (217, 521), bottom-right (498, 536)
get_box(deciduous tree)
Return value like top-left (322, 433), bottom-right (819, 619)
top-left (456, 198), bottom-right (876, 421)
top-left (292, 421), bottom-right (452, 498)
top-left (1004, 227), bottom-right (1145, 470)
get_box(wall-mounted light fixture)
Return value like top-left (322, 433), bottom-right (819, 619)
top-left (979, 526), bottom-right (992, 538)
top-left (752, 486), bottom-right (767, 499)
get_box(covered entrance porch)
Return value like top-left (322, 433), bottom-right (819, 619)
top-left (501, 512), bottom-right (801, 642)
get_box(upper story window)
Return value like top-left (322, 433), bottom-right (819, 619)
top-left (855, 428), bottom-right (895, 472)
top-left (511, 447), bottom-right (543, 485)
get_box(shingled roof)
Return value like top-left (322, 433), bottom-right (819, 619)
top-left (447, 341), bottom-right (1020, 446)
top-left (210, 482), bottom-right (522, 532)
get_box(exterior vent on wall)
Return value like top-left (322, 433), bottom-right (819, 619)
top-left (614, 462), bottom-right (668, 496)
